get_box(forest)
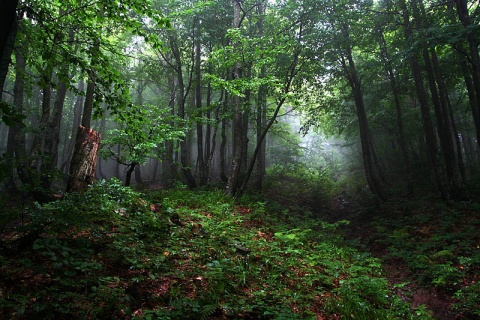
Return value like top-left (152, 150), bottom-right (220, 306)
top-left (1, 0), bottom-right (480, 318)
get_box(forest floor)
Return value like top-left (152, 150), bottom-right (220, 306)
top-left (1, 178), bottom-right (479, 319)
top-left (264, 182), bottom-right (480, 320)
top-left (324, 201), bottom-right (467, 320)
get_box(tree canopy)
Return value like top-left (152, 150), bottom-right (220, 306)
top-left (0, 0), bottom-right (479, 200)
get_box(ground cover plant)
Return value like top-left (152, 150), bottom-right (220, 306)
top-left (0, 178), bottom-right (429, 319)
top-left (361, 199), bottom-right (480, 319)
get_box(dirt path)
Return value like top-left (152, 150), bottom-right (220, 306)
top-left (323, 200), bottom-right (463, 320)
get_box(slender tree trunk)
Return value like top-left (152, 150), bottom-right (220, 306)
top-left (29, 78), bottom-right (52, 170)
top-left (82, 73), bottom-right (96, 128)
top-left (162, 74), bottom-right (177, 187)
top-left (415, 0), bottom-right (466, 200)
top-left (255, 74), bottom-right (267, 190)
top-left (195, 34), bottom-right (207, 186)
top-left (400, 0), bottom-right (445, 198)
top-left (81, 39), bottom-right (100, 128)
top-left (170, 35), bottom-right (196, 189)
top-left (454, 0), bottom-right (480, 147)
top-left (255, 2), bottom-right (267, 190)
top-left (226, 0), bottom-right (244, 196)
top-left (134, 164), bottom-right (143, 185)
top-left (238, 51), bottom-right (299, 195)
top-left (4, 45), bottom-right (26, 191)
top-left (339, 23), bottom-right (386, 201)
top-left (219, 93), bottom-right (229, 183)
top-left (205, 80), bottom-right (212, 177)
top-left (241, 66), bottom-right (252, 174)
top-left (206, 90), bottom-right (222, 182)
top-left (379, 29), bottom-right (413, 194)
top-left (41, 77), bottom-right (68, 189)
top-left (60, 79), bottom-right (84, 175)
top-left (96, 112), bottom-right (107, 180)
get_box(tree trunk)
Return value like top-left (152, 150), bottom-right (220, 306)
top-left (255, 2), bottom-right (267, 190)
top-left (124, 162), bottom-right (136, 187)
top-left (219, 94), bottom-right (229, 183)
top-left (195, 34), bottom-right (207, 186)
top-left (41, 78), bottom-right (68, 189)
top-left (379, 28), bottom-right (413, 194)
top-left (0, 0), bottom-right (18, 92)
top-left (169, 34), bottom-right (196, 189)
top-left (66, 126), bottom-right (101, 192)
top-left (400, 0), bottom-right (445, 198)
top-left (60, 79), bottom-right (84, 175)
top-left (96, 112), bottom-right (107, 180)
top-left (81, 39), bottom-right (100, 129)
top-left (338, 22), bottom-right (386, 201)
top-left (454, 0), bottom-right (480, 147)
top-left (238, 50), bottom-right (299, 195)
top-left (226, 0), bottom-right (244, 196)
top-left (415, 0), bottom-right (466, 200)
top-left (4, 45), bottom-right (26, 191)
top-left (205, 80), bottom-right (212, 178)
top-left (134, 164), bottom-right (143, 185)
top-left (206, 89), bottom-right (222, 183)
top-left (162, 74), bottom-right (177, 187)
top-left (29, 80), bottom-right (52, 170)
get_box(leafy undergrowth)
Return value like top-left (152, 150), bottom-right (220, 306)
top-left (342, 198), bottom-right (480, 319)
top-left (0, 179), bottom-right (424, 319)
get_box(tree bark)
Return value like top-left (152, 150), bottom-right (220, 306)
top-left (255, 2), bottom-right (267, 190)
top-left (454, 0), bottom-right (480, 147)
top-left (169, 34), bottom-right (196, 189)
top-left (29, 80), bottom-right (52, 169)
top-left (339, 22), bottom-right (386, 201)
top-left (60, 79), bottom-right (84, 175)
top-left (134, 164), bottom-right (143, 185)
top-left (195, 33), bottom-right (207, 186)
top-left (41, 78), bottom-right (68, 189)
top-left (0, 0), bottom-right (19, 92)
top-left (219, 94), bottom-right (229, 183)
top-left (400, 0), bottom-right (445, 198)
top-left (226, 0), bottom-right (244, 196)
top-left (206, 89), bottom-right (222, 183)
top-left (4, 45), bottom-right (26, 191)
top-left (378, 28), bottom-right (413, 194)
top-left (81, 38), bottom-right (100, 128)
top-left (66, 126), bottom-right (101, 192)
top-left (414, 0), bottom-right (466, 200)
top-left (124, 161), bottom-right (138, 187)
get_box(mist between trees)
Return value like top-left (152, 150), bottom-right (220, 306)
top-left (0, 0), bottom-right (479, 202)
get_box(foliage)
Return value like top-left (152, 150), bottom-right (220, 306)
top-left (264, 163), bottom-right (339, 213)
top-left (365, 199), bottom-right (480, 317)
top-left (0, 101), bottom-right (26, 127)
top-left (0, 181), bottom-right (420, 319)
top-left (101, 104), bottom-right (185, 167)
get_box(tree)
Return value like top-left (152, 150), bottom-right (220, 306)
top-left (0, 0), bottom-right (19, 93)
top-left (101, 104), bottom-right (185, 187)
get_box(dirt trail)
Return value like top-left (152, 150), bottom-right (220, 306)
top-left (324, 198), bottom-right (463, 320)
